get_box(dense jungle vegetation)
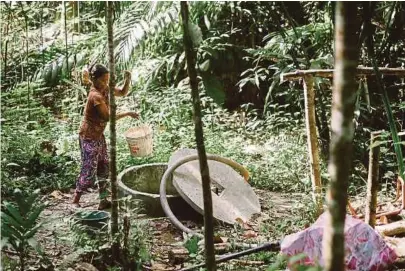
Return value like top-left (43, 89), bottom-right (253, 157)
top-left (1, 1), bottom-right (405, 271)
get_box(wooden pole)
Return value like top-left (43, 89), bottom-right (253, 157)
top-left (365, 132), bottom-right (380, 228)
top-left (282, 67), bottom-right (405, 81)
top-left (180, 2), bottom-right (216, 271)
top-left (106, 1), bottom-right (119, 261)
top-left (323, 2), bottom-right (360, 271)
top-left (303, 75), bottom-right (323, 215)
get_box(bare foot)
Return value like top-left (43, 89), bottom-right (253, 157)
top-left (72, 192), bottom-right (81, 208)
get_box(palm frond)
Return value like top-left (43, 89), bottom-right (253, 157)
top-left (264, 22), bottom-right (332, 57)
top-left (113, 2), bottom-right (180, 66)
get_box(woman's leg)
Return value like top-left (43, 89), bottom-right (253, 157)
top-left (73, 138), bottom-right (100, 205)
top-left (97, 136), bottom-right (111, 210)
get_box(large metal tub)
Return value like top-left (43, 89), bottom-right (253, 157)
top-left (118, 163), bottom-right (199, 218)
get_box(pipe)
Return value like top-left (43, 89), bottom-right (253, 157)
top-left (159, 154), bottom-right (250, 237)
top-left (181, 241), bottom-right (280, 271)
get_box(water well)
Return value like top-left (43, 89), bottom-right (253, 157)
top-left (118, 163), bottom-right (198, 218)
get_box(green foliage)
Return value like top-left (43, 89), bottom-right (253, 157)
top-left (63, 198), bottom-right (150, 270)
top-left (1, 83), bottom-right (79, 197)
top-left (267, 253), bottom-right (322, 271)
top-left (1, 189), bottom-right (46, 270)
top-left (183, 234), bottom-right (200, 255)
top-left (201, 73), bottom-right (226, 105)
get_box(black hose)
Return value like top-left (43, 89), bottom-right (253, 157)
top-left (181, 241), bottom-right (280, 271)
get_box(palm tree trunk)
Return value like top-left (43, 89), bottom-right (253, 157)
top-left (3, 10), bottom-right (10, 78)
top-left (180, 2), bottom-right (216, 271)
top-left (64, 1), bottom-right (69, 78)
top-left (323, 3), bottom-right (360, 271)
top-left (106, 1), bottom-right (120, 262)
top-left (19, 2), bottom-right (30, 118)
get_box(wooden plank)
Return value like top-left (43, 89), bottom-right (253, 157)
top-left (282, 67), bottom-right (405, 81)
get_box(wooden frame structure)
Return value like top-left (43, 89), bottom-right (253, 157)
top-left (281, 67), bottom-right (405, 215)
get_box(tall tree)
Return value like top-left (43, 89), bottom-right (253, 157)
top-left (63, 1), bottom-right (69, 77)
top-left (106, 1), bottom-right (119, 262)
top-left (180, 2), bottom-right (216, 271)
top-left (18, 2), bottom-right (30, 116)
top-left (323, 2), bottom-right (360, 271)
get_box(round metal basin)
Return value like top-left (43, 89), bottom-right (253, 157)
top-left (118, 163), bottom-right (199, 218)
top-left (73, 210), bottom-right (110, 234)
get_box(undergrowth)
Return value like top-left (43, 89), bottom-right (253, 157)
top-left (2, 79), bottom-right (315, 199)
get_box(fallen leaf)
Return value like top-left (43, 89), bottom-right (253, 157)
top-left (243, 230), bottom-right (258, 239)
top-left (150, 263), bottom-right (175, 270)
top-left (155, 222), bottom-right (169, 231)
top-left (50, 190), bottom-right (63, 200)
top-left (235, 217), bottom-right (253, 230)
top-left (243, 222), bottom-right (253, 230)
top-left (379, 215), bottom-right (388, 225)
top-left (213, 235), bottom-right (223, 243)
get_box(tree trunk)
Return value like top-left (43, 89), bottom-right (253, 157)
top-left (323, 3), bottom-right (360, 271)
top-left (180, 2), bottom-right (216, 271)
top-left (19, 2), bottom-right (30, 118)
top-left (365, 132), bottom-right (380, 228)
top-left (2, 2), bottom-right (11, 80)
top-left (106, 1), bottom-right (119, 262)
top-left (64, 1), bottom-right (69, 77)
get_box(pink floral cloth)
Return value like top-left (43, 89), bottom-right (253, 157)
top-left (281, 213), bottom-right (397, 271)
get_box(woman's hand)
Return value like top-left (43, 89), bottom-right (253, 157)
top-left (115, 71), bottom-right (132, 97)
top-left (128, 112), bottom-right (139, 119)
top-left (124, 70), bottom-right (131, 81)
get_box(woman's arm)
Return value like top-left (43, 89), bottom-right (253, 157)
top-left (114, 71), bottom-right (131, 97)
top-left (96, 102), bottom-right (138, 121)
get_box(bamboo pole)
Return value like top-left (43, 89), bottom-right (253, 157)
top-left (323, 3), bottom-right (360, 271)
top-left (282, 67), bottom-right (405, 81)
top-left (365, 132), bottom-right (380, 228)
top-left (180, 2), bottom-right (216, 271)
top-left (303, 75), bottom-right (323, 215)
top-left (106, 1), bottom-right (119, 261)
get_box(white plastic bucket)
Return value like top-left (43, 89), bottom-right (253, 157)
top-left (124, 125), bottom-right (153, 157)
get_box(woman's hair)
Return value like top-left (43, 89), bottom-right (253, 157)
top-left (82, 63), bottom-right (109, 85)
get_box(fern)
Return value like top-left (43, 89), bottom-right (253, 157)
top-left (1, 189), bottom-right (46, 271)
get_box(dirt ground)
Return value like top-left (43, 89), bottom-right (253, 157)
top-left (3, 189), bottom-right (405, 271)
top-left (9, 189), bottom-right (302, 270)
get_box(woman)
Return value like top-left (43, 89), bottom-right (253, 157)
top-left (72, 64), bottom-right (138, 209)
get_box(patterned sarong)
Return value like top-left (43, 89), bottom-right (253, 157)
top-left (75, 136), bottom-right (109, 199)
